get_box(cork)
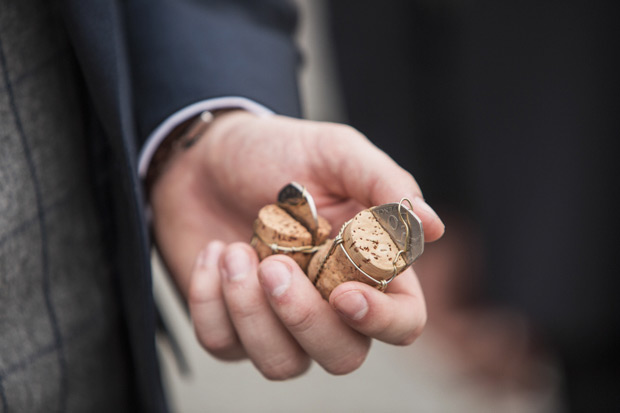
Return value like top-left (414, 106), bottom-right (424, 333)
top-left (253, 204), bottom-right (331, 272)
top-left (308, 209), bottom-right (408, 299)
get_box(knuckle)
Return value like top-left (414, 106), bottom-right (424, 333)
top-left (324, 346), bottom-right (369, 376)
top-left (196, 329), bottom-right (238, 355)
top-left (415, 302), bottom-right (428, 335)
top-left (334, 123), bottom-right (362, 139)
top-left (187, 265), bottom-right (213, 306)
top-left (195, 327), bottom-right (245, 361)
top-left (188, 278), bottom-right (209, 306)
top-left (340, 125), bottom-right (366, 145)
top-left (227, 296), bottom-right (264, 323)
top-left (319, 124), bottom-right (365, 149)
top-left (259, 353), bottom-right (311, 381)
top-left (280, 303), bottom-right (318, 335)
top-left (398, 329), bottom-right (421, 346)
top-left (396, 307), bottom-right (427, 346)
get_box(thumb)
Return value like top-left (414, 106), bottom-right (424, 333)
top-left (316, 126), bottom-right (445, 242)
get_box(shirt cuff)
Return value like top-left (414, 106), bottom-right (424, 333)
top-left (138, 96), bottom-right (274, 178)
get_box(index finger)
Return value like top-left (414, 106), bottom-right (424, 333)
top-left (258, 255), bottom-right (371, 375)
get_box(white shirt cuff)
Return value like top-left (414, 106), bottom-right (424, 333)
top-left (138, 96), bottom-right (274, 178)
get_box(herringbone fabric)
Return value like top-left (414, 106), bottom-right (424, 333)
top-left (0, 0), bottom-right (133, 411)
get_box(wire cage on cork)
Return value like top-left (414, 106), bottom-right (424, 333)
top-left (308, 198), bottom-right (424, 299)
top-left (251, 182), bottom-right (425, 300)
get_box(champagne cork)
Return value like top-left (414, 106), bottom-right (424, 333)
top-left (252, 204), bottom-right (331, 272)
top-left (308, 202), bottom-right (424, 299)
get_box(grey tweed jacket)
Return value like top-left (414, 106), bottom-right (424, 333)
top-left (1, 0), bottom-right (300, 411)
top-left (0, 0), bottom-right (135, 410)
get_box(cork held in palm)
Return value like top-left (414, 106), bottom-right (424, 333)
top-left (252, 182), bottom-right (424, 299)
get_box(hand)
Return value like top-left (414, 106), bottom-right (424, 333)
top-left (150, 110), bottom-right (444, 378)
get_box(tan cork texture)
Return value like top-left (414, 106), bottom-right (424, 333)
top-left (253, 204), bottom-right (331, 272)
top-left (308, 209), bottom-right (407, 299)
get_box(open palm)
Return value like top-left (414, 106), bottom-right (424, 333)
top-left (150, 110), bottom-right (444, 378)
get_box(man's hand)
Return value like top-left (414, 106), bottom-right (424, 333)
top-left (150, 110), bottom-right (444, 379)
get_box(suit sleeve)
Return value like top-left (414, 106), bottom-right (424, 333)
top-left (123, 0), bottom-right (302, 144)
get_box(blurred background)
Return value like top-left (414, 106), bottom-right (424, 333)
top-left (155, 1), bottom-right (618, 411)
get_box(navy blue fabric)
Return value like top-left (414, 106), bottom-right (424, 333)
top-left (59, 1), bottom-right (165, 411)
top-left (125, 0), bottom-right (302, 141)
top-left (56, 0), bottom-right (302, 411)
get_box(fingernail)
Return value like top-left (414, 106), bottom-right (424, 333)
top-left (412, 196), bottom-right (441, 223)
top-left (222, 246), bottom-right (251, 281)
top-left (259, 260), bottom-right (291, 297)
top-left (198, 242), bottom-right (224, 269)
top-left (334, 291), bottom-right (368, 321)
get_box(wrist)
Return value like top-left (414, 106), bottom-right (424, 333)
top-left (145, 109), bottom-right (241, 197)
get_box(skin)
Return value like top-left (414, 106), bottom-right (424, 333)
top-left (150, 110), bottom-right (444, 380)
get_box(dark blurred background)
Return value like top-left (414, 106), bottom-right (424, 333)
top-left (151, 2), bottom-right (617, 411)
top-left (328, 1), bottom-right (619, 411)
